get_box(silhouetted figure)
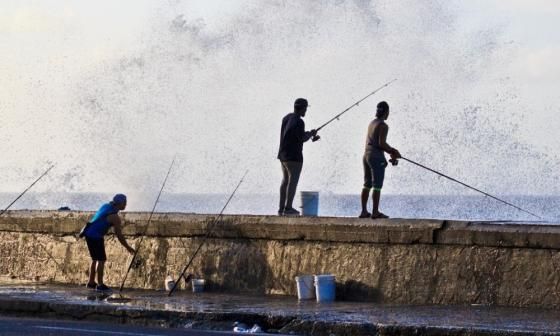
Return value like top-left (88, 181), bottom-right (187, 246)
top-left (277, 98), bottom-right (319, 216)
top-left (360, 101), bottom-right (401, 219)
top-left (81, 194), bottom-right (134, 292)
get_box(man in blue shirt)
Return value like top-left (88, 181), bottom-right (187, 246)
top-left (277, 98), bottom-right (319, 216)
top-left (83, 194), bottom-right (135, 291)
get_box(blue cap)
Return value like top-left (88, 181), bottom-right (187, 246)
top-left (113, 194), bottom-right (127, 205)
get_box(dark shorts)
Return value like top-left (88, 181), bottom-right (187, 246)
top-left (85, 237), bottom-right (107, 261)
top-left (363, 155), bottom-right (387, 190)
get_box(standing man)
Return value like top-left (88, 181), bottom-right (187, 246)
top-left (360, 101), bottom-right (401, 219)
top-left (82, 194), bottom-right (135, 291)
top-left (277, 98), bottom-right (319, 216)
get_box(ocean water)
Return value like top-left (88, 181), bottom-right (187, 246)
top-left (1, 192), bottom-right (558, 223)
top-left (3, 0), bottom-right (559, 228)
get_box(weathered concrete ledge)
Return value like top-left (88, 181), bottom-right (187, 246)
top-left (0, 210), bottom-right (443, 244)
top-left (1, 211), bottom-right (560, 308)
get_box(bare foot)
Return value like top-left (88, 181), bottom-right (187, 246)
top-left (371, 212), bottom-right (389, 219)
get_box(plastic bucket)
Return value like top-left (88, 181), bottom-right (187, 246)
top-left (192, 279), bottom-right (205, 293)
top-left (300, 191), bottom-right (319, 216)
top-left (314, 274), bottom-right (335, 303)
top-left (295, 275), bottom-right (315, 300)
top-left (165, 275), bottom-right (176, 292)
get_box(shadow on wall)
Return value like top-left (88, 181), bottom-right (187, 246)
top-left (336, 279), bottom-right (383, 302)
top-left (199, 218), bottom-right (271, 294)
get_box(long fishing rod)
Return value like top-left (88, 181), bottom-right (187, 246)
top-left (118, 157), bottom-right (176, 293)
top-left (168, 170), bottom-right (249, 296)
top-left (0, 164), bottom-right (55, 217)
top-left (0, 164), bottom-right (71, 278)
top-left (400, 156), bottom-right (542, 219)
top-left (314, 79), bottom-right (398, 133)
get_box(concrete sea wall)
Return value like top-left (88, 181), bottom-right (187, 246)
top-left (1, 211), bottom-right (560, 308)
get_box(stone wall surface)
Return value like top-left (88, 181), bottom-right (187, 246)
top-left (1, 211), bottom-right (560, 308)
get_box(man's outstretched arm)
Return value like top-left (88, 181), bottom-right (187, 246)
top-left (108, 214), bottom-right (135, 254)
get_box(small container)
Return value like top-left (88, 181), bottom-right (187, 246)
top-left (192, 279), bottom-right (205, 293)
top-left (314, 274), bottom-right (335, 303)
top-left (295, 275), bottom-right (315, 300)
top-left (165, 275), bottom-right (176, 292)
top-left (300, 191), bottom-right (319, 216)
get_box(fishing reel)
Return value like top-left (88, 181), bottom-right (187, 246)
top-left (131, 257), bottom-right (143, 269)
top-left (389, 158), bottom-right (399, 166)
top-left (310, 129), bottom-right (321, 142)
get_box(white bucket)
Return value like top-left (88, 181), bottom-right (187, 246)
top-left (295, 275), bottom-right (315, 300)
top-left (300, 191), bottom-right (319, 216)
top-left (165, 275), bottom-right (176, 292)
top-left (314, 274), bottom-right (335, 303)
top-left (191, 279), bottom-right (205, 293)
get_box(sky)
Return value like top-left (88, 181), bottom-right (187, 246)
top-left (2, 0), bottom-right (558, 95)
top-left (0, 0), bottom-right (559, 197)
top-left (458, 0), bottom-right (560, 86)
top-left (2, 1), bottom-right (559, 83)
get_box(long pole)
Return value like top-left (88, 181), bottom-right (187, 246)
top-left (168, 170), bottom-right (249, 296)
top-left (0, 165), bottom-right (55, 217)
top-left (118, 157), bottom-right (176, 293)
top-left (0, 164), bottom-right (70, 278)
top-left (401, 156), bottom-right (542, 219)
top-left (315, 79), bottom-right (397, 132)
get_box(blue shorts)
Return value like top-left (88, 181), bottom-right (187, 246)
top-left (363, 155), bottom-right (387, 190)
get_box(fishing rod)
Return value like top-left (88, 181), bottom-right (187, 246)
top-left (118, 156), bottom-right (176, 293)
top-left (313, 79), bottom-right (398, 136)
top-left (0, 164), bottom-right (55, 217)
top-left (399, 156), bottom-right (542, 219)
top-left (0, 164), bottom-right (71, 278)
top-left (168, 170), bottom-right (249, 296)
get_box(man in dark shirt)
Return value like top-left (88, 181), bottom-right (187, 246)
top-left (277, 98), bottom-right (319, 215)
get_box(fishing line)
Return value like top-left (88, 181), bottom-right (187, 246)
top-left (400, 156), bottom-right (542, 219)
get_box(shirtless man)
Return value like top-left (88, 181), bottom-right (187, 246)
top-left (360, 101), bottom-right (401, 219)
